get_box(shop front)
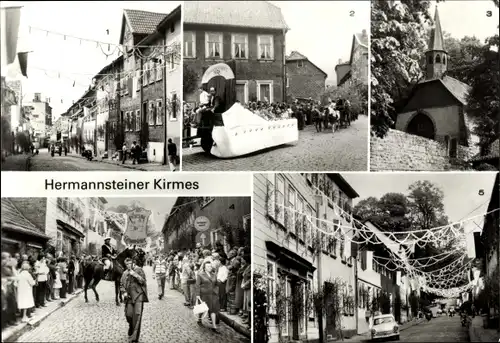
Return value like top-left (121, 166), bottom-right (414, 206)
top-left (56, 219), bottom-right (84, 256)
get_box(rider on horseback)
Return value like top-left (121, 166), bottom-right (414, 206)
top-left (102, 237), bottom-right (117, 279)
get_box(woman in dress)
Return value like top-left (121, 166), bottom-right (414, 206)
top-left (53, 265), bottom-right (62, 299)
top-left (196, 260), bottom-right (219, 332)
top-left (17, 262), bottom-right (35, 322)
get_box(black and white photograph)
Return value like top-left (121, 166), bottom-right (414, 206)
top-left (182, 1), bottom-right (370, 171)
top-left (1, 196), bottom-right (251, 343)
top-left (1, 1), bottom-right (182, 172)
top-left (370, 0), bottom-right (499, 172)
top-left (253, 172), bottom-right (499, 342)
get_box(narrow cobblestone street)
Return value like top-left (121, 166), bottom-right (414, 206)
top-left (395, 316), bottom-right (468, 342)
top-left (24, 153), bottom-right (168, 171)
top-left (16, 266), bottom-right (249, 343)
top-left (182, 115), bottom-right (369, 171)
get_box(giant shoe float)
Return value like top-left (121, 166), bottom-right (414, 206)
top-left (185, 62), bottom-right (298, 158)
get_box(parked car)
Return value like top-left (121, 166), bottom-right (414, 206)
top-left (370, 314), bottom-right (400, 341)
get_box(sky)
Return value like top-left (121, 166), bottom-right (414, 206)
top-left (428, 0), bottom-right (499, 42)
top-left (104, 197), bottom-right (176, 234)
top-left (343, 172), bottom-right (498, 232)
top-left (270, 1), bottom-right (369, 85)
top-left (4, 1), bottom-right (180, 119)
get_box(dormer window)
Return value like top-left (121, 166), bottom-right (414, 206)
top-left (298, 60), bottom-right (304, 67)
top-left (435, 54), bottom-right (441, 63)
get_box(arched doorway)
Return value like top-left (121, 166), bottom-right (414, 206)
top-left (407, 112), bottom-right (435, 140)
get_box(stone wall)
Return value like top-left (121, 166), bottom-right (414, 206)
top-left (370, 129), bottom-right (475, 171)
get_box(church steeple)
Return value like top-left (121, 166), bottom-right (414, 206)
top-left (425, 6), bottom-right (448, 80)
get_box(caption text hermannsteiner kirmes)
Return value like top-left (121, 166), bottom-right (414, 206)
top-left (45, 179), bottom-right (199, 191)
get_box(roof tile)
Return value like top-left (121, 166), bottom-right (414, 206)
top-left (124, 9), bottom-right (168, 35)
top-left (184, 1), bottom-right (289, 30)
top-left (1, 198), bottom-right (48, 238)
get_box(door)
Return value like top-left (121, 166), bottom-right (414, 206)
top-left (407, 112), bottom-right (435, 140)
top-left (325, 281), bottom-right (337, 339)
top-left (259, 83), bottom-right (271, 102)
top-left (236, 83), bottom-right (246, 104)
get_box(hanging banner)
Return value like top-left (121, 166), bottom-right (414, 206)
top-left (124, 207), bottom-right (151, 244)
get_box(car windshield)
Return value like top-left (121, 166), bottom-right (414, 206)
top-left (374, 317), bottom-right (394, 325)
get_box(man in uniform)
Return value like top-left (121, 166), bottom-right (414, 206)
top-left (102, 237), bottom-right (117, 279)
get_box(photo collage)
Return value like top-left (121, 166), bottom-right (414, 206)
top-left (1, 1), bottom-right (499, 343)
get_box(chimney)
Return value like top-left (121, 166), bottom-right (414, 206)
top-left (338, 58), bottom-right (342, 65)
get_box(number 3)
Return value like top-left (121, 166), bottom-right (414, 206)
top-left (486, 10), bottom-right (492, 17)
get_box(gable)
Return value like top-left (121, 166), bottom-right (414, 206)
top-left (119, 14), bottom-right (131, 46)
top-left (286, 59), bottom-right (327, 78)
top-left (402, 81), bottom-right (463, 113)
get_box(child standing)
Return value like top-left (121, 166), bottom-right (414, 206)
top-left (17, 262), bottom-right (35, 322)
top-left (53, 265), bottom-right (62, 299)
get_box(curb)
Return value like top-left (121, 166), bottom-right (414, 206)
top-left (218, 311), bottom-right (251, 338)
top-left (2, 289), bottom-right (83, 343)
top-left (171, 288), bottom-right (250, 338)
top-left (400, 318), bottom-right (424, 331)
top-left (66, 154), bottom-right (152, 171)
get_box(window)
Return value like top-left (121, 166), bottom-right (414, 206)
top-left (435, 54), bottom-right (441, 64)
top-left (231, 34), bottom-right (248, 59)
top-left (275, 175), bottom-right (285, 224)
top-left (156, 60), bottom-right (163, 81)
top-left (168, 53), bottom-right (175, 70)
top-left (149, 60), bottom-right (156, 84)
top-left (257, 81), bottom-right (273, 103)
top-left (170, 23), bottom-right (175, 33)
top-left (297, 197), bottom-right (304, 239)
top-left (287, 186), bottom-right (296, 231)
top-left (267, 261), bottom-right (277, 314)
top-left (210, 229), bottom-right (221, 245)
top-left (236, 81), bottom-right (248, 104)
top-left (298, 60), bottom-right (304, 67)
top-left (258, 35), bottom-right (274, 59)
top-left (170, 93), bottom-right (178, 120)
top-left (148, 102), bottom-right (155, 126)
top-left (136, 68), bottom-right (141, 91)
top-left (305, 205), bottom-right (313, 244)
top-left (56, 230), bottom-right (63, 251)
top-left (184, 31), bottom-right (196, 58)
top-left (142, 62), bottom-right (148, 86)
top-left (286, 77), bottom-right (290, 88)
top-left (131, 110), bottom-right (136, 131)
top-left (156, 100), bottom-right (163, 125)
top-left (135, 110), bottom-right (140, 131)
top-left (125, 112), bottom-right (130, 131)
top-left (205, 32), bottom-right (223, 58)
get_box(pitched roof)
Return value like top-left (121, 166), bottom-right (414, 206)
top-left (1, 198), bottom-right (49, 239)
top-left (184, 1), bottom-right (289, 30)
top-left (286, 51), bottom-right (328, 77)
top-left (355, 30), bottom-right (369, 48)
top-left (286, 51), bottom-right (307, 61)
top-left (428, 6), bottom-right (445, 52)
top-left (417, 75), bottom-right (471, 105)
top-left (123, 9), bottom-right (167, 35)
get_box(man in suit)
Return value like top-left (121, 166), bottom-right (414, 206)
top-left (121, 257), bottom-right (148, 343)
top-left (208, 87), bottom-right (224, 114)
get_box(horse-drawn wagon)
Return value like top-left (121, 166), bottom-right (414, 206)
top-left (183, 62), bottom-right (298, 158)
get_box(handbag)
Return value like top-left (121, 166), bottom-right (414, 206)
top-left (193, 296), bottom-right (208, 318)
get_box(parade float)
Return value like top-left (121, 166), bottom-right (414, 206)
top-left (185, 62), bottom-right (298, 158)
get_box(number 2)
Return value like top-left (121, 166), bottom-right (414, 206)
top-left (350, 10), bottom-right (355, 17)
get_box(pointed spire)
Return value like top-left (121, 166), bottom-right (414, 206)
top-left (428, 5), bottom-right (445, 52)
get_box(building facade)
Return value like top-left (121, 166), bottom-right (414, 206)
top-left (254, 173), bottom-right (359, 342)
top-left (24, 93), bottom-right (53, 148)
top-left (335, 30), bottom-right (369, 87)
top-left (395, 7), bottom-right (478, 157)
top-left (183, 1), bottom-right (288, 106)
top-left (285, 51), bottom-right (327, 102)
top-left (163, 197), bottom-right (250, 253)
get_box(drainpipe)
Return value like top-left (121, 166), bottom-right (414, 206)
top-left (283, 28), bottom-right (287, 102)
top-left (354, 248), bottom-right (359, 334)
top-left (315, 194), bottom-right (324, 343)
top-left (163, 30), bottom-right (168, 166)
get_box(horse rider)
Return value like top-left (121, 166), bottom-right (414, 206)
top-left (102, 237), bottom-right (117, 278)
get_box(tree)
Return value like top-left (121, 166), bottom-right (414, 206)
top-left (323, 77), bottom-right (367, 115)
top-left (183, 64), bottom-right (198, 97)
top-left (443, 33), bottom-right (484, 85)
top-left (371, 0), bottom-right (436, 138)
top-left (466, 29), bottom-right (499, 153)
top-left (407, 180), bottom-right (445, 231)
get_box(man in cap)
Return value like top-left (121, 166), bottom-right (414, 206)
top-left (102, 236), bottom-right (117, 279)
top-left (208, 87), bottom-right (224, 114)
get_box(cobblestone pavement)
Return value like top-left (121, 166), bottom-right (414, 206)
top-left (395, 316), bottom-right (468, 342)
top-left (1, 154), bottom-right (30, 171)
top-left (28, 153), bottom-right (143, 171)
top-left (16, 266), bottom-right (249, 343)
top-left (182, 115), bottom-right (369, 171)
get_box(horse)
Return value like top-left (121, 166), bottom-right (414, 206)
top-left (83, 246), bottom-right (145, 306)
